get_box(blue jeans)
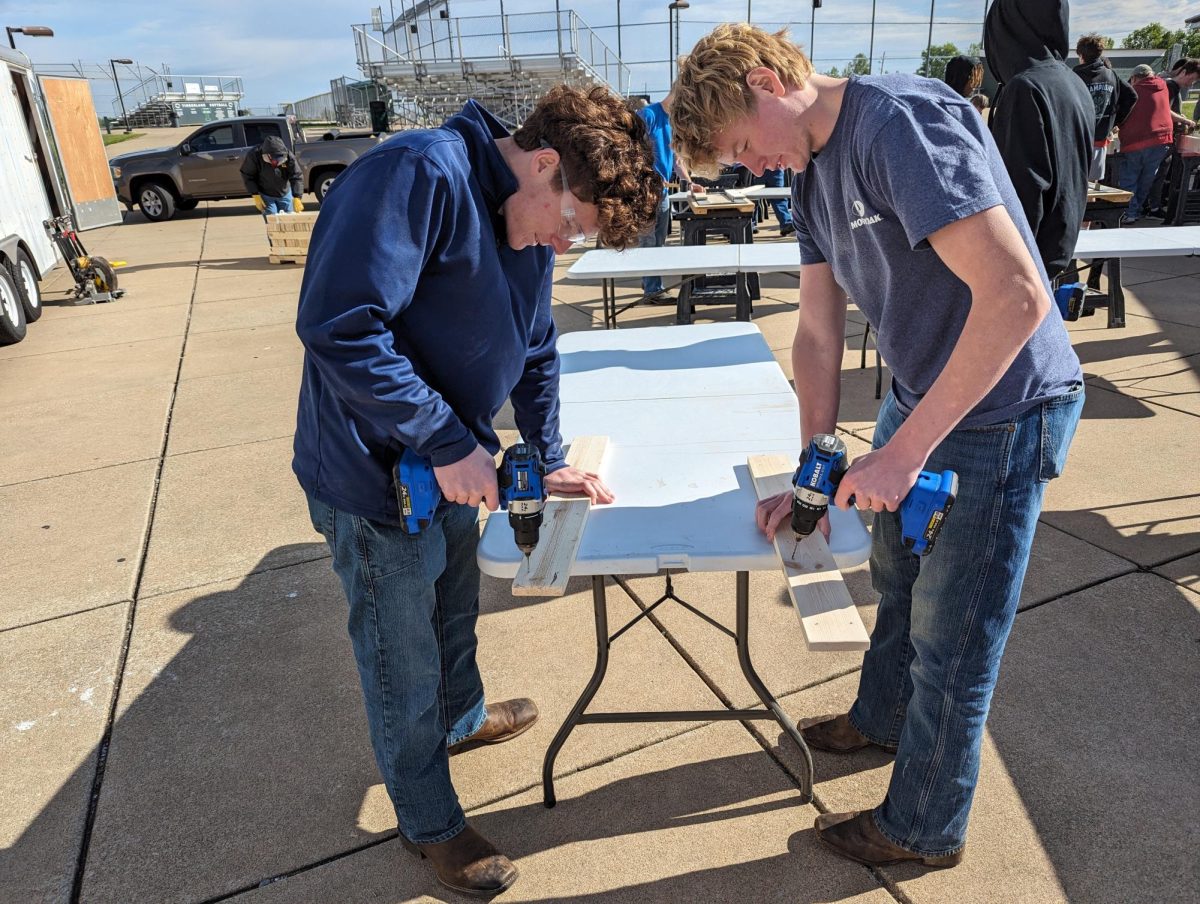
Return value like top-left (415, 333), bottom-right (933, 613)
top-left (1118, 145), bottom-right (1170, 218)
top-left (306, 493), bottom-right (487, 844)
top-left (849, 384), bottom-right (1084, 855)
top-left (262, 190), bottom-right (294, 214)
top-left (638, 191), bottom-right (671, 295)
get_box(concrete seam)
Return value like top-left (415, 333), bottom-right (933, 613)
top-left (0, 599), bottom-right (130, 636)
top-left (134, 552), bottom-right (334, 603)
top-left (68, 209), bottom-right (208, 904)
top-left (0, 455), bottom-right (160, 489)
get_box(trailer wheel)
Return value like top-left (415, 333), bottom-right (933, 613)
top-left (137, 182), bottom-right (177, 222)
top-left (12, 249), bottom-right (42, 323)
top-left (0, 266), bottom-right (28, 345)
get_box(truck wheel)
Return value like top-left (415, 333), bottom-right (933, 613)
top-left (12, 249), bottom-right (42, 323)
top-left (0, 266), bottom-right (28, 345)
top-left (137, 182), bottom-right (177, 222)
top-left (176, 198), bottom-right (199, 211)
top-left (315, 170), bottom-right (340, 202)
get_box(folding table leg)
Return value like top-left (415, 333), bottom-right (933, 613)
top-left (734, 571), bottom-right (815, 803)
top-left (1107, 258), bottom-right (1126, 328)
top-left (543, 575), bottom-right (610, 807)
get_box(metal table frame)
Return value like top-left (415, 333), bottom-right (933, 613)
top-left (542, 571), bottom-right (814, 808)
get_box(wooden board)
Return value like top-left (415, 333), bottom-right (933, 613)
top-left (688, 190), bottom-right (756, 215)
top-left (37, 75), bottom-right (121, 228)
top-left (511, 436), bottom-right (608, 597)
top-left (747, 454), bottom-right (870, 651)
top-left (1087, 183), bottom-right (1133, 204)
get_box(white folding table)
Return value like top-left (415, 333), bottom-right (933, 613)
top-left (570, 227), bottom-right (1200, 330)
top-left (478, 322), bottom-right (872, 806)
top-left (1070, 226), bottom-right (1200, 328)
top-left (567, 245), bottom-right (741, 329)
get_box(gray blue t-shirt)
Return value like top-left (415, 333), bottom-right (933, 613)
top-left (792, 74), bottom-right (1082, 426)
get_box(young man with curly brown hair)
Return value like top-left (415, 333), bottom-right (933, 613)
top-left (671, 22), bottom-right (1083, 871)
top-left (293, 85), bottom-right (661, 897)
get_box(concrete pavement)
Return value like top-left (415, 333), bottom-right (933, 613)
top-left (2, 199), bottom-right (1197, 904)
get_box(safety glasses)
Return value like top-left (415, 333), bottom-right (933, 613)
top-left (541, 141), bottom-right (594, 245)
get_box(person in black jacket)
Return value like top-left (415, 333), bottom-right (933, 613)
top-left (1073, 35), bottom-right (1137, 181)
top-left (240, 135), bottom-right (305, 214)
top-left (985, 0), bottom-right (1093, 280)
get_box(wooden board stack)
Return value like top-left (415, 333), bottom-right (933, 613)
top-left (266, 212), bottom-right (319, 265)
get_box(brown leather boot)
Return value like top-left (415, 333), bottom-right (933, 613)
top-left (400, 823), bottom-right (518, 898)
top-left (815, 810), bottom-right (964, 868)
top-left (799, 713), bottom-right (897, 754)
top-left (449, 699), bottom-right (539, 756)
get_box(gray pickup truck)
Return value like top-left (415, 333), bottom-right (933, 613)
top-left (110, 115), bottom-right (383, 221)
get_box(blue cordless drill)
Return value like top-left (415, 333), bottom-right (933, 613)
top-left (395, 447), bottom-right (440, 534)
top-left (497, 443), bottom-right (547, 558)
top-left (395, 445), bottom-right (548, 557)
top-left (789, 433), bottom-right (958, 558)
top-left (1054, 282), bottom-right (1087, 322)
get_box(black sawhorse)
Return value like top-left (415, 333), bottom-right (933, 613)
top-left (542, 572), bottom-right (815, 808)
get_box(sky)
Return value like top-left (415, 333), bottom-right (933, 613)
top-left (4, 0), bottom-right (1196, 114)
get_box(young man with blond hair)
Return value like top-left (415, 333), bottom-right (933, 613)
top-left (672, 23), bottom-right (1083, 869)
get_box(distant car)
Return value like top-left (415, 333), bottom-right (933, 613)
top-left (110, 115), bottom-right (384, 221)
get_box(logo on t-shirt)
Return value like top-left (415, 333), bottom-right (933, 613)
top-left (849, 198), bottom-right (882, 230)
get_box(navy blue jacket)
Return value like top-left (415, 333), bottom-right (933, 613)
top-left (293, 102), bottom-right (565, 523)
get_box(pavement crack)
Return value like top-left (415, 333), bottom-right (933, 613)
top-left (68, 210), bottom-right (209, 904)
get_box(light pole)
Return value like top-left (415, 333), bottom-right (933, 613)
top-left (810, 0), bottom-right (820, 63)
top-left (668, 0), bottom-right (688, 85)
top-left (110, 58), bottom-right (134, 133)
top-left (925, 0), bottom-right (936, 77)
top-left (868, 0), bottom-right (877, 74)
top-left (5, 25), bottom-right (53, 50)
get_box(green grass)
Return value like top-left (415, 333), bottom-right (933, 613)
top-left (1184, 99), bottom-right (1196, 122)
top-left (102, 131), bottom-right (144, 146)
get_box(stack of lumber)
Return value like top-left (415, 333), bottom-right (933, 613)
top-left (266, 212), bottom-right (319, 265)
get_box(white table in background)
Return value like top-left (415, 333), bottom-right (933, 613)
top-left (1071, 226), bottom-right (1200, 328)
top-left (570, 227), bottom-right (1200, 330)
top-left (478, 322), bottom-right (871, 806)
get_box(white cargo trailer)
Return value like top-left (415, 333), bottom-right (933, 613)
top-left (0, 46), bottom-right (119, 343)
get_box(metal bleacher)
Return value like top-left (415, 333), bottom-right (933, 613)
top-left (352, 5), bottom-right (628, 129)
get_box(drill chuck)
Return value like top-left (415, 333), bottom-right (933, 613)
top-left (791, 434), bottom-right (849, 539)
top-left (498, 444), bottom-right (547, 557)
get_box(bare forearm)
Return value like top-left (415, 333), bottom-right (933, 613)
top-left (792, 306), bottom-right (845, 442)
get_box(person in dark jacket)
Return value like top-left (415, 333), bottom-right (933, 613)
top-left (293, 85), bottom-right (659, 898)
top-left (240, 135), bottom-right (304, 214)
top-left (985, 0), bottom-right (1093, 279)
top-left (1147, 59), bottom-right (1199, 216)
top-left (1073, 35), bottom-right (1137, 180)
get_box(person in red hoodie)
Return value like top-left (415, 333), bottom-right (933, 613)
top-left (1118, 64), bottom-right (1195, 222)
